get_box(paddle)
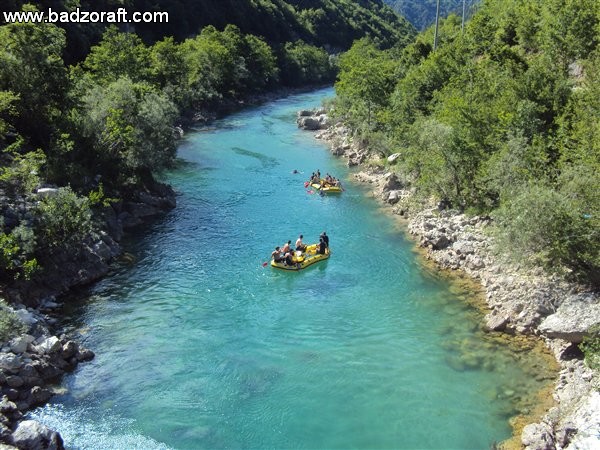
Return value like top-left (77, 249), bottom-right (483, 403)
top-left (304, 181), bottom-right (310, 188)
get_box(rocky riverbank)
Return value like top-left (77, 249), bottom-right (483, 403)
top-left (299, 109), bottom-right (600, 449)
top-left (0, 301), bottom-right (95, 449)
top-left (0, 181), bottom-right (176, 448)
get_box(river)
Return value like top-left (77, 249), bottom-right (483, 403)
top-left (30, 88), bottom-right (554, 449)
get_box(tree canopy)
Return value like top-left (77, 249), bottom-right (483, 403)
top-left (334, 0), bottom-right (600, 286)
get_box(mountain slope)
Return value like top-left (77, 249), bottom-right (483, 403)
top-left (384, 0), bottom-right (475, 30)
top-left (3, 0), bottom-right (416, 61)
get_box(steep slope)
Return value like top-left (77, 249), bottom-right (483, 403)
top-left (2, 0), bottom-right (415, 62)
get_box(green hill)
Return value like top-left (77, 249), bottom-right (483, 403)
top-left (2, 0), bottom-right (415, 62)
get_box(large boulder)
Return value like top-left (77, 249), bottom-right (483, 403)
top-left (387, 153), bottom-right (401, 164)
top-left (35, 188), bottom-right (59, 198)
top-left (522, 422), bottom-right (555, 450)
top-left (297, 116), bottom-right (321, 130)
top-left (9, 336), bottom-right (33, 354)
top-left (0, 355), bottom-right (23, 373)
top-left (13, 310), bottom-right (37, 327)
top-left (539, 294), bottom-right (600, 343)
top-left (561, 391), bottom-right (600, 449)
top-left (36, 337), bottom-right (62, 355)
top-left (387, 190), bottom-right (401, 205)
top-left (10, 420), bottom-right (64, 450)
top-left (484, 313), bottom-right (509, 332)
top-left (382, 173), bottom-right (402, 192)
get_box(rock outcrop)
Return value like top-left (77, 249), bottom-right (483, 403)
top-left (0, 302), bottom-right (95, 448)
top-left (297, 108), bottom-right (331, 131)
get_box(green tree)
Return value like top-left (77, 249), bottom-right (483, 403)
top-left (76, 77), bottom-right (177, 188)
top-left (335, 38), bottom-right (396, 129)
top-left (0, 6), bottom-right (69, 148)
top-left (81, 26), bottom-right (151, 84)
top-left (280, 40), bottom-right (336, 87)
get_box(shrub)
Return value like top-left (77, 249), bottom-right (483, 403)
top-left (0, 225), bottom-right (39, 281)
top-left (493, 184), bottom-right (599, 286)
top-left (0, 149), bottom-right (45, 196)
top-left (580, 324), bottom-right (600, 371)
top-left (34, 187), bottom-right (94, 249)
top-left (0, 299), bottom-right (27, 344)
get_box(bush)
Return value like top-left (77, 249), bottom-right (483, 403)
top-left (0, 149), bottom-right (45, 196)
top-left (0, 299), bottom-right (27, 344)
top-left (493, 183), bottom-right (599, 286)
top-left (34, 187), bottom-right (94, 249)
top-left (580, 324), bottom-right (600, 371)
top-left (0, 225), bottom-right (39, 281)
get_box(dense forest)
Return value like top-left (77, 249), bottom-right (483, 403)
top-left (334, 0), bottom-right (600, 286)
top-left (0, 1), bottom-right (414, 282)
top-left (1, 0), bottom-right (414, 63)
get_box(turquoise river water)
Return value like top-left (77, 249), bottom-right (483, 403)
top-left (31, 88), bottom-right (553, 449)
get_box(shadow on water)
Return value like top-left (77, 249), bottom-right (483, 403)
top-left (231, 147), bottom-right (280, 170)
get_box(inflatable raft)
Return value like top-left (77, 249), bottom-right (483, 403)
top-left (310, 182), bottom-right (343, 193)
top-left (270, 243), bottom-right (330, 271)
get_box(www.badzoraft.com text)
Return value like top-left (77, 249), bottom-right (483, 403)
top-left (3, 8), bottom-right (168, 24)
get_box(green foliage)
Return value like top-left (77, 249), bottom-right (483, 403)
top-left (0, 6), bottom-right (69, 148)
top-left (0, 91), bottom-right (18, 143)
top-left (335, 39), bottom-right (397, 130)
top-left (580, 324), bottom-right (600, 371)
top-left (81, 26), bottom-right (151, 84)
top-left (88, 183), bottom-right (117, 208)
top-left (0, 225), bottom-right (39, 281)
top-left (0, 299), bottom-right (27, 344)
top-left (178, 25), bottom-right (280, 108)
top-left (493, 183), bottom-right (599, 285)
top-left (75, 77), bottom-right (177, 187)
top-left (6, 0), bottom-right (414, 62)
top-left (385, 0), bottom-right (473, 31)
top-left (34, 186), bottom-right (94, 249)
top-left (280, 41), bottom-right (336, 87)
top-left (0, 149), bottom-right (46, 196)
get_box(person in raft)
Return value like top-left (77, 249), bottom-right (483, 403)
top-left (295, 234), bottom-right (307, 252)
top-left (281, 240), bottom-right (291, 254)
top-left (320, 231), bottom-right (329, 248)
top-left (271, 247), bottom-right (284, 263)
top-left (284, 249), bottom-right (295, 266)
top-left (317, 237), bottom-right (326, 255)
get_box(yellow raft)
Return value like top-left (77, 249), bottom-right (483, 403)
top-left (310, 182), bottom-right (343, 194)
top-left (270, 243), bottom-right (330, 271)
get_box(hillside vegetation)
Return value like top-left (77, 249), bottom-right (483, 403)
top-left (2, 0), bottom-right (415, 63)
top-left (334, 0), bottom-right (600, 286)
top-left (0, 2), bottom-right (414, 283)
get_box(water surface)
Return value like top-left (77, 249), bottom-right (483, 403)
top-left (32, 88), bottom-right (553, 449)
